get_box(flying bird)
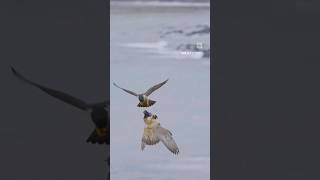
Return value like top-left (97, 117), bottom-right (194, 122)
top-left (141, 110), bottom-right (179, 155)
top-left (113, 79), bottom-right (168, 107)
top-left (11, 67), bottom-right (109, 145)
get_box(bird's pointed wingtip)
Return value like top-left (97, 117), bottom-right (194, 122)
top-left (11, 66), bottom-right (17, 75)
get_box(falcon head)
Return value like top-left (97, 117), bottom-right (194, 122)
top-left (138, 95), bottom-right (144, 102)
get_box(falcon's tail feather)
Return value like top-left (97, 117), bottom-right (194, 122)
top-left (137, 99), bottom-right (156, 107)
top-left (148, 99), bottom-right (156, 107)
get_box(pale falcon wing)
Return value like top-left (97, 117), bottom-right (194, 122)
top-left (11, 67), bottom-right (90, 111)
top-left (141, 127), bottom-right (160, 151)
top-left (156, 126), bottom-right (179, 154)
top-left (113, 82), bottom-right (138, 96)
top-left (144, 79), bottom-right (168, 96)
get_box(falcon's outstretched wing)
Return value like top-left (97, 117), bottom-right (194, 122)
top-left (144, 79), bottom-right (168, 96)
top-left (156, 126), bottom-right (179, 155)
top-left (113, 82), bottom-right (138, 96)
top-left (90, 100), bottom-right (109, 108)
top-left (11, 67), bottom-right (90, 111)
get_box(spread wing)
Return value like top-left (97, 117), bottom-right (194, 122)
top-left (141, 127), bottom-right (160, 151)
top-left (144, 79), bottom-right (168, 96)
top-left (90, 100), bottom-right (109, 108)
top-left (11, 67), bottom-right (90, 111)
top-left (156, 126), bottom-right (179, 155)
top-left (113, 82), bottom-right (138, 96)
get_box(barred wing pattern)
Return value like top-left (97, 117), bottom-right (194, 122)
top-left (156, 126), bottom-right (179, 154)
top-left (144, 79), bottom-right (168, 96)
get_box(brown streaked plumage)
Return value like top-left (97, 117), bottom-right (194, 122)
top-left (141, 110), bottom-right (179, 155)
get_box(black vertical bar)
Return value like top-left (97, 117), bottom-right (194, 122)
top-left (214, 0), bottom-right (320, 179)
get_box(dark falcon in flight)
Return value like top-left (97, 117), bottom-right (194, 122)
top-left (113, 79), bottom-right (168, 107)
top-left (11, 67), bottom-right (109, 144)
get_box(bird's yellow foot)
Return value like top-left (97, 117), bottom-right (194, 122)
top-left (95, 128), bottom-right (107, 137)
